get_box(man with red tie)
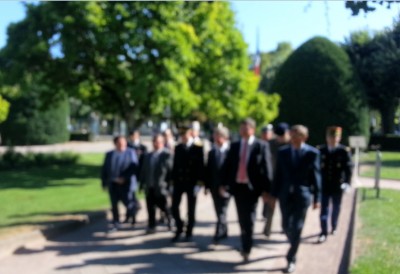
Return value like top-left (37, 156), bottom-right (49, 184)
top-left (220, 118), bottom-right (273, 262)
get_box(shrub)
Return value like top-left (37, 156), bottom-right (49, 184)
top-left (0, 92), bottom-right (69, 146)
top-left (0, 149), bottom-right (79, 170)
top-left (271, 36), bottom-right (369, 145)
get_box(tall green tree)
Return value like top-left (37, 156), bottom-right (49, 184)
top-left (259, 42), bottom-right (293, 93)
top-left (0, 2), bottom-right (279, 130)
top-left (272, 36), bottom-right (369, 145)
top-left (344, 26), bottom-right (400, 134)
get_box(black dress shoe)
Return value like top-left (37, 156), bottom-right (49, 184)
top-left (213, 232), bottom-right (228, 244)
top-left (171, 232), bottom-right (182, 243)
top-left (241, 251), bottom-right (250, 263)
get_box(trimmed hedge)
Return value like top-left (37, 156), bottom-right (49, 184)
top-left (369, 135), bottom-right (400, 151)
top-left (0, 93), bottom-right (69, 146)
top-left (0, 149), bottom-right (79, 170)
top-left (271, 36), bottom-right (369, 145)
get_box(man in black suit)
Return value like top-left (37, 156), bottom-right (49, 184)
top-left (317, 126), bottom-right (352, 243)
top-left (126, 129), bottom-right (148, 224)
top-left (139, 134), bottom-right (173, 234)
top-left (271, 125), bottom-right (321, 273)
top-left (171, 126), bottom-right (205, 242)
top-left (221, 118), bottom-right (273, 262)
top-left (205, 126), bottom-right (231, 244)
top-left (262, 122), bottom-right (291, 237)
top-left (101, 136), bottom-right (138, 231)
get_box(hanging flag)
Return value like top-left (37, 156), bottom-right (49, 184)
top-left (253, 27), bottom-right (261, 76)
top-left (253, 51), bottom-right (261, 76)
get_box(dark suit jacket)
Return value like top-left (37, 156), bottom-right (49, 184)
top-left (272, 144), bottom-right (321, 206)
top-left (139, 149), bottom-right (173, 197)
top-left (318, 144), bottom-right (352, 195)
top-left (222, 138), bottom-right (273, 195)
top-left (205, 145), bottom-right (229, 191)
top-left (171, 142), bottom-right (205, 189)
top-left (101, 148), bottom-right (138, 188)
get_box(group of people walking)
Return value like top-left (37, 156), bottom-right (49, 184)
top-left (101, 118), bottom-right (352, 273)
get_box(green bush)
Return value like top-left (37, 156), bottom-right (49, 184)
top-left (0, 92), bottom-right (69, 146)
top-left (369, 135), bottom-right (400, 151)
top-left (271, 36), bottom-right (369, 145)
top-left (0, 149), bottom-right (79, 170)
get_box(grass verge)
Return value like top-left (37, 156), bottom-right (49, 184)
top-left (0, 153), bottom-right (109, 236)
top-left (360, 152), bottom-right (400, 180)
top-left (350, 189), bottom-right (400, 274)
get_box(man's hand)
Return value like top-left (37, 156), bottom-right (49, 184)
top-left (261, 192), bottom-right (270, 203)
top-left (313, 202), bottom-right (321, 210)
top-left (219, 186), bottom-right (229, 198)
top-left (114, 177), bottom-right (125, 185)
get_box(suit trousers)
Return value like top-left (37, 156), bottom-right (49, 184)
top-left (108, 184), bottom-right (130, 223)
top-left (234, 183), bottom-right (259, 254)
top-left (320, 192), bottom-right (343, 235)
top-left (146, 187), bottom-right (170, 229)
top-left (172, 186), bottom-right (197, 236)
top-left (279, 195), bottom-right (309, 263)
top-left (211, 189), bottom-right (230, 240)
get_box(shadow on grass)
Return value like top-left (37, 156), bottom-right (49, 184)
top-left (362, 160), bottom-right (400, 168)
top-left (0, 164), bottom-right (101, 189)
top-left (0, 210), bottom-right (107, 230)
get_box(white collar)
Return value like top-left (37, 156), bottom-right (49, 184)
top-left (241, 135), bottom-right (255, 146)
top-left (218, 142), bottom-right (229, 152)
top-left (186, 137), bottom-right (194, 147)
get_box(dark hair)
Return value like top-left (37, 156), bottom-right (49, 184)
top-left (113, 135), bottom-right (124, 144)
top-left (152, 133), bottom-right (164, 141)
top-left (240, 118), bottom-right (256, 129)
top-left (129, 129), bottom-right (140, 136)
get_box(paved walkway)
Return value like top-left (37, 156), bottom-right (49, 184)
top-left (0, 186), bottom-right (357, 274)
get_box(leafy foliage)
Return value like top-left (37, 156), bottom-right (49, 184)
top-left (0, 2), bottom-right (279, 130)
top-left (345, 0), bottom-right (400, 16)
top-left (344, 24), bottom-right (400, 134)
top-left (272, 36), bottom-right (369, 145)
top-left (0, 95), bottom-right (9, 124)
top-left (259, 42), bottom-right (293, 93)
top-left (0, 149), bottom-right (79, 170)
top-left (0, 88), bottom-right (69, 145)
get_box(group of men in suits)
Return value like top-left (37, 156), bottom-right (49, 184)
top-left (101, 119), bottom-right (352, 273)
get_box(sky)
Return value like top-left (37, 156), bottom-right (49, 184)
top-left (0, 1), bottom-right (400, 53)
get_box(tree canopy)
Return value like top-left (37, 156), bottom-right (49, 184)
top-left (345, 0), bottom-right (400, 16)
top-left (344, 22), bottom-right (400, 134)
top-left (0, 2), bottom-right (279, 131)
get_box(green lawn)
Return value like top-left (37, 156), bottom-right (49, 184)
top-left (361, 152), bottom-right (400, 180)
top-left (0, 153), bottom-right (110, 234)
top-left (350, 189), bottom-right (400, 274)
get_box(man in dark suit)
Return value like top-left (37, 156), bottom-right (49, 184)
top-left (262, 122), bottom-right (291, 237)
top-left (205, 126), bottom-right (231, 244)
top-left (171, 126), bottom-right (205, 242)
top-left (317, 126), bottom-right (352, 243)
top-left (126, 129), bottom-right (148, 223)
top-left (139, 133), bottom-right (173, 234)
top-left (271, 125), bottom-right (321, 273)
top-left (221, 118), bottom-right (273, 262)
top-left (101, 136), bottom-right (138, 231)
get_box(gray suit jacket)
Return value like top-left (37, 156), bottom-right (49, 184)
top-left (139, 149), bottom-right (173, 197)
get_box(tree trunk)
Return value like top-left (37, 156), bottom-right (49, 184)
top-left (380, 102), bottom-right (397, 134)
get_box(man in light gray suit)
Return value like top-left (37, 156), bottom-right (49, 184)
top-left (140, 134), bottom-right (173, 234)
